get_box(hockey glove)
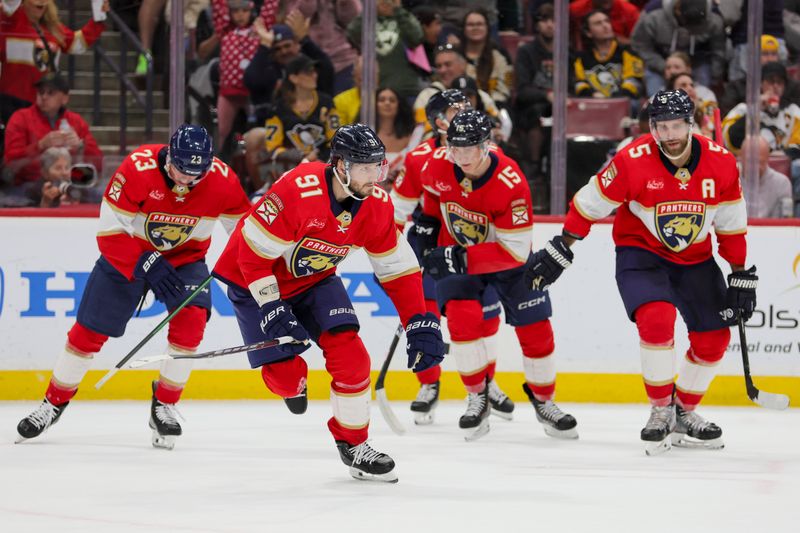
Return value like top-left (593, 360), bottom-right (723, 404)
top-left (722, 266), bottom-right (758, 323)
top-left (422, 245), bottom-right (467, 280)
top-left (412, 214), bottom-right (441, 256)
top-left (525, 235), bottom-right (574, 291)
top-left (133, 251), bottom-right (187, 309)
top-left (405, 312), bottom-right (446, 373)
top-left (259, 299), bottom-right (311, 355)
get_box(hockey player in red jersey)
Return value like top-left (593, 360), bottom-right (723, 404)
top-left (391, 89), bottom-right (514, 425)
top-left (527, 90), bottom-right (758, 455)
top-left (418, 110), bottom-right (578, 441)
top-left (16, 125), bottom-right (252, 449)
top-left (213, 124), bottom-right (445, 483)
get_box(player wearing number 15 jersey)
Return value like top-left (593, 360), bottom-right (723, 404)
top-left (16, 125), bottom-right (252, 450)
top-left (213, 124), bottom-right (445, 483)
top-left (418, 110), bottom-right (578, 442)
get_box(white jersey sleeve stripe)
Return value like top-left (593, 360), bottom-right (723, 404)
top-left (97, 199), bottom-right (136, 237)
top-left (369, 238), bottom-right (421, 281)
top-left (241, 218), bottom-right (293, 259)
top-left (714, 199), bottom-right (748, 234)
top-left (573, 176), bottom-right (621, 221)
top-left (219, 213), bottom-right (244, 235)
top-left (390, 190), bottom-right (419, 226)
top-left (495, 227), bottom-right (532, 262)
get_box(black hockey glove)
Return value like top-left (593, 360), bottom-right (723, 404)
top-left (259, 299), bottom-right (310, 355)
top-left (524, 235), bottom-right (574, 291)
top-left (722, 266), bottom-right (758, 323)
top-left (422, 245), bottom-right (467, 280)
top-left (405, 312), bottom-right (446, 373)
top-left (133, 251), bottom-right (187, 309)
top-left (411, 214), bottom-right (441, 257)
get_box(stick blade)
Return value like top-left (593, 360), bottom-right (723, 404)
top-left (753, 391), bottom-right (790, 410)
top-left (128, 354), bottom-right (172, 368)
top-left (376, 388), bottom-right (406, 436)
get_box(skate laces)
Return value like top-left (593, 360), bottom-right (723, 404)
top-left (645, 405), bottom-right (675, 430)
top-left (415, 383), bottom-right (438, 403)
top-left (154, 401), bottom-right (184, 425)
top-left (536, 400), bottom-right (566, 422)
top-left (677, 407), bottom-right (713, 432)
top-left (27, 400), bottom-right (58, 429)
top-left (487, 380), bottom-right (508, 403)
top-left (350, 441), bottom-right (383, 465)
top-left (465, 391), bottom-right (487, 416)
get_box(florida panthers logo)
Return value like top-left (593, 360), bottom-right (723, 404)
top-left (291, 238), bottom-right (350, 277)
top-left (444, 202), bottom-right (488, 247)
top-left (145, 213), bottom-right (199, 251)
top-left (655, 202), bottom-right (705, 252)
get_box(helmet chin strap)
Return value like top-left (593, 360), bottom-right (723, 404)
top-left (333, 162), bottom-right (368, 201)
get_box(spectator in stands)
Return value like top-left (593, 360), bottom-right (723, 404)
top-left (569, 0), bottom-right (641, 49)
top-left (719, 1), bottom-right (787, 83)
top-left (719, 35), bottom-right (800, 116)
top-left (3, 74), bottom-right (102, 189)
top-left (573, 10), bottom-right (644, 101)
top-left (347, 0), bottom-right (425, 101)
top-left (413, 6), bottom-right (443, 68)
top-left (36, 146), bottom-right (73, 207)
top-left (284, 0), bottom-right (361, 95)
top-left (667, 72), bottom-right (716, 139)
top-left (0, 0), bottom-right (108, 124)
top-left (427, 0), bottom-right (498, 34)
top-left (663, 51), bottom-right (716, 107)
top-left (631, 0), bottom-right (726, 96)
top-left (460, 8), bottom-right (513, 108)
top-left (375, 86), bottom-right (415, 183)
top-left (722, 62), bottom-right (800, 156)
top-left (785, 0), bottom-right (800, 62)
top-left (738, 136), bottom-right (794, 218)
top-left (135, 0), bottom-right (211, 76)
top-left (450, 75), bottom-right (510, 142)
top-left (333, 55), bottom-right (380, 126)
top-left (212, 0), bottom-right (278, 151)
top-left (513, 2), bottom-right (556, 184)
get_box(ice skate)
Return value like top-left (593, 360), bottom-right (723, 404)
top-left (410, 381), bottom-right (439, 425)
top-left (523, 383), bottom-right (578, 439)
top-left (16, 399), bottom-right (68, 443)
top-left (149, 381), bottom-right (182, 450)
top-left (284, 385), bottom-right (308, 415)
top-left (487, 379), bottom-right (514, 420)
top-left (459, 385), bottom-right (490, 441)
top-left (672, 405), bottom-right (724, 450)
top-left (641, 404), bottom-right (676, 456)
top-left (336, 440), bottom-right (398, 483)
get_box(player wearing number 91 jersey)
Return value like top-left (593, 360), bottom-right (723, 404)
top-left (212, 124), bottom-right (445, 483)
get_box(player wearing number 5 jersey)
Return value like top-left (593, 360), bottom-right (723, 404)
top-left (213, 124), bottom-right (445, 483)
top-left (527, 90), bottom-right (757, 455)
top-left (419, 110), bottom-right (578, 442)
top-left (15, 125), bottom-right (252, 449)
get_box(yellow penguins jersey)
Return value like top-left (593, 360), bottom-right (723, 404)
top-left (263, 91), bottom-right (340, 158)
top-left (574, 40), bottom-right (644, 98)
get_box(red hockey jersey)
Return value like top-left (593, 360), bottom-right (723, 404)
top-left (564, 134), bottom-right (747, 266)
top-left (421, 151), bottom-right (533, 274)
top-left (213, 162), bottom-right (427, 325)
top-left (97, 145), bottom-right (251, 279)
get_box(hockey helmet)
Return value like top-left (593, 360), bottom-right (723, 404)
top-left (446, 110), bottom-right (492, 147)
top-left (168, 124), bottom-right (213, 177)
top-left (330, 124), bottom-right (386, 165)
top-left (425, 89), bottom-right (471, 131)
top-left (649, 90), bottom-right (694, 123)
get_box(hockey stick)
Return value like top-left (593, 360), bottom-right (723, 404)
top-left (128, 336), bottom-right (300, 367)
top-left (738, 316), bottom-right (790, 410)
top-left (94, 275), bottom-right (214, 389)
top-left (375, 323), bottom-right (407, 436)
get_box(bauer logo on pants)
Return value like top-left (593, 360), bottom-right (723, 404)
top-left (145, 213), bottom-right (199, 251)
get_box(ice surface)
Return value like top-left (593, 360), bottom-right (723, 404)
top-left (1, 401), bottom-right (797, 532)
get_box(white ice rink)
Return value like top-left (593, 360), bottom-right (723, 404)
top-left (1, 400), bottom-right (797, 533)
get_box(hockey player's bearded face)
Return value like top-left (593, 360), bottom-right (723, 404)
top-left (653, 118), bottom-right (691, 157)
top-left (336, 160), bottom-right (388, 199)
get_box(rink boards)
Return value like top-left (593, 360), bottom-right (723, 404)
top-left (0, 215), bottom-right (798, 404)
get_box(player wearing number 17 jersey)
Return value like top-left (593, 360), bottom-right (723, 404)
top-left (527, 90), bottom-right (758, 455)
top-left (418, 110), bottom-right (578, 441)
top-left (212, 124), bottom-right (445, 483)
top-left (16, 125), bottom-right (252, 449)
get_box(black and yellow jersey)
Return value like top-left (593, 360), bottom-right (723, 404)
top-left (263, 91), bottom-right (340, 159)
top-left (574, 40), bottom-right (644, 98)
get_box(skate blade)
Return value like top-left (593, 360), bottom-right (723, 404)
top-left (151, 430), bottom-right (176, 450)
top-left (542, 425), bottom-right (579, 440)
top-left (463, 418), bottom-right (490, 442)
top-left (490, 409), bottom-right (513, 421)
top-left (349, 466), bottom-right (399, 483)
top-left (671, 433), bottom-right (724, 450)
top-left (413, 410), bottom-right (435, 425)
top-left (644, 437), bottom-right (672, 456)
top-left (14, 434), bottom-right (29, 444)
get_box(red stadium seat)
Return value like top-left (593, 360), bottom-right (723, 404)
top-left (566, 98), bottom-right (631, 141)
top-left (787, 64), bottom-right (800, 82)
top-left (768, 151), bottom-right (791, 177)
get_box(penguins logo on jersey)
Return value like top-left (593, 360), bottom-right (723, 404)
top-left (587, 65), bottom-right (618, 97)
top-left (291, 238), bottom-right (350, 277)
top-left (145, 213), bottom-right (199, 251)
top-left (445, 202), bottom-right (488, 246)
top-left (655, 202), bottom-right (705, 252)
top-left (287, 124), bottom-right (325, 153)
